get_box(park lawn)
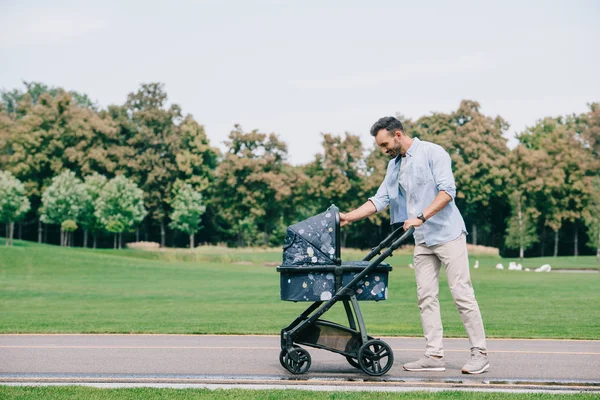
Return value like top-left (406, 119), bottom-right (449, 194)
top-left (0, 387), bottom-right (598, 400)
top-left (0, 239), bottom-right (598, 338)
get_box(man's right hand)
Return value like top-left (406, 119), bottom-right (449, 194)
top-left (339, 212), bottom-right (350, 227)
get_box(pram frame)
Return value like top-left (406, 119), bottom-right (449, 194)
top-left (280, 222), bottom-right (414, 376)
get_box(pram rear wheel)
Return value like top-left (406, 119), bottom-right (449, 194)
top-left (281, 347), bottom-right (311, 374)
top-left (346, 356), bottom-right (360, 369)
top-left (358, 339), bottom-right (394, 376)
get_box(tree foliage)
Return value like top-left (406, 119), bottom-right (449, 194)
top-left (0, 170), bottom-right (30, 246)
top-left (95, 175), bottom-right (146, 249)
top-left (169, 182), bottom-right (206, 248)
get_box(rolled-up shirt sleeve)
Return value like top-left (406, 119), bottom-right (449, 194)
top-left (431, 147), bottom-right (457, 200)
top-left (368, 177), bottom-right (390, 212)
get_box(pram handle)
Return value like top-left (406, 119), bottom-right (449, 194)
top-left (362, 223), bottom-right (409, 261)
top-left (337, 226), bottom-right (414, 299)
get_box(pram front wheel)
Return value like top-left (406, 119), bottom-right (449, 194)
top-left (280, 346), bottom-right (311, 374)
top-left (358, 339), bottom-right (394, 376)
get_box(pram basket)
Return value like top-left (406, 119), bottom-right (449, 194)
top-left (277, 205), bottom-right (414, 376)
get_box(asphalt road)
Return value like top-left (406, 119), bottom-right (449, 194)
top-left (1, 334), bottom-right (599, 393)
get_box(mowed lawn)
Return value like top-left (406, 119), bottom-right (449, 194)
top-left (0, 239), bottom-right (598, 339)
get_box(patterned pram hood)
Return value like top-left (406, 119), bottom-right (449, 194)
top-left (282, 205), bottom-right (341, 266)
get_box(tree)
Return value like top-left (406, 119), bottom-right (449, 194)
top-left (583, 177), bottom-right (600, 263)
top-left (1, 89), bottom-right (118, 243)
top-left (518, 117), bottom-right (595, 256)
top-left (213, 125), bottom-right (292, 247)
top-left (114, 83), bottom-right (218, 247)
top-left (410, 101), bottom-right (510, 245)
top-left (304, 133), bottom-right (367, 246)
top-left (39, 170), bottom-right (89, 246)
top-left (504, 191), bottom-right (539, 261)
top-left (0, 171), bottom-right (30, 246)
top-left (81, 173), bottom-right (108, 248)
top-left (95, 175), bottom-right (146, 249)
top-left (169, 182), bottom-right (206, 249)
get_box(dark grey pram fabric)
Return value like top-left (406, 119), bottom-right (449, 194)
top-left (282, 205), bottom-right (340, 266)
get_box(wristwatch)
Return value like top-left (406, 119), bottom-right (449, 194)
top-left (417, 213), bottom-right (427, 223)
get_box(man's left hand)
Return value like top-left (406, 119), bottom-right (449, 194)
top-left (403, 218), bottom-right (423, 231)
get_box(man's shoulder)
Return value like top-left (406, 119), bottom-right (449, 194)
top-left (418, 139), bottom-right (449, 156)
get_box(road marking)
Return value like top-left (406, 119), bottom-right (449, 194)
top-left (1, 346), bottom-right (598, 355)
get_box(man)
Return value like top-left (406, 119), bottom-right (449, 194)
top-left (339, 116), bottom-right (489, 374)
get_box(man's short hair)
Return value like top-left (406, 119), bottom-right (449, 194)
top-left (370, 116), bottom-right (404, 137)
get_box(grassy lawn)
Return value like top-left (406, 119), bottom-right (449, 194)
top-left (0, 386), bottom-right (597, 400)
top-left (0, 239), bottom-right (599, 338)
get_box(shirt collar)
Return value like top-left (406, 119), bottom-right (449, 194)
top-left (394, 137), bottom-right (420, 163)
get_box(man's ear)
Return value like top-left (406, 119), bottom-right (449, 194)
top-left (394, 130), bottom-right (403, 140)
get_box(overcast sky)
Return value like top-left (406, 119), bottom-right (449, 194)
top-left (1, 0), bottom-right (599, 164)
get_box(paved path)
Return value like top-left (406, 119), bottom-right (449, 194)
top-left (1, 335), bottom-right (599, 393)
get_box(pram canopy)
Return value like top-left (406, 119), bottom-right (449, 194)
top-left (282, 205), bottom-right (341, 266)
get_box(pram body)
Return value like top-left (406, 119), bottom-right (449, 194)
top-left (277, 205), bottom-right (414, 376)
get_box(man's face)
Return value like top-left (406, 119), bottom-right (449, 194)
top-left (375, 129), bottom-right (402, 158)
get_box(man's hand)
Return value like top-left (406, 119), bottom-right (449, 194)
top-left (339, 212), bottom-right (350, 227)
top-left (403, 218), bottom-right (423, 231)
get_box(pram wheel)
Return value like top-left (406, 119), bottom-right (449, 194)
top-left (281, 346), bottom-right (311, 374)
top-left (358, 339), bottom-right (394, 376)
top-left (346, 356), bottom-right (361, 369)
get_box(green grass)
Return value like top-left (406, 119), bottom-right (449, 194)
top-left (0, 239), bottom-right (599, 338)
top-left (0, 386), bottom-right (597, 400)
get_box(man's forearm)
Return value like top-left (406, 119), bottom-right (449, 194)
top-left (345, 200), bottom-right (377, 223)
top-left (422, 191), bottom-right (452, 220)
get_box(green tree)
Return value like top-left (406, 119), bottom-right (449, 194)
top-left (583, 177), bottom-right (600, 263)
top-left (81, 173), bottom-right (108, 248)
top-left (519, 117), bottom-right (595, 256)
top-left (1, 90), bottom-right (117, 232)
top-left (213, 125), bottom-right (292, 247)
top-left (168, 182), bottom-right (206, 249)
top-left (95, 175), bottom-right (146, 249)
top-left (304, 133), bottom-right (367, 246)
top-left (39, 170), bottom-right (89, 246)
top-left (504, 191), bottom-right (539, 261)
top-left (114, 83), bottom-right (218, 247)
top-left (0, 170), bottom-right (30, 246)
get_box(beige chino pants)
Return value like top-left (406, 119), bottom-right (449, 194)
top-left (413, 233), bottom-right (487, 357)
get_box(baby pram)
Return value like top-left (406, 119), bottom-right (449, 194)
top-left (277, 205), bottom-right (414, 376)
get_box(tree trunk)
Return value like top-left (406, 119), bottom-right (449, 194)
top-left (574, 225), bottom-right (579, 257)
top-left (43, 223), bottom-right (47, 244)
top-left (342, 230), bottom-right (348, 248)
top-left (540, 226), bottom-right (545, 257)
top-left (160, 219), bottom-right (166, 247)
top-left (597, 232), bottom-right (600, 263)
top-left (7, 220), bottom-right (15, 246)
top-left (60, 228), bottom-right (64, 247)
top-left (118, 232), bottom-right (122, 250)
top-left (18, 221), bottom-right (22, 240)
top-left (83, 230), bottom-right (88, 248)
top-left (136, 228), bottom-right (139, 242)
top-left (519, 245), bottom-right (524, 262)
top-left (113, 234), bottom-right (117, 250)
top-left (4, 222), bottom-right (8, 245)
top-left (553, 229), bottom-right (559, 257)
top-left (472, 223), bottom-right (478, 246)
top-left (38, 219), bottom-right (42, 243)
top-left (93, 233), bottom-right (97, 249)
top-left (190, 233), bottom-right (194, 249)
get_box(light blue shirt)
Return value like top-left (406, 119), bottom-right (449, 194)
top-left (368, 137), bottom-right (467, 247)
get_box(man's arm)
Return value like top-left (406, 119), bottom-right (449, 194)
top-left (339, 200), bottom-right (377, 227)
top-left (403, 191), bottom-right (452, 230)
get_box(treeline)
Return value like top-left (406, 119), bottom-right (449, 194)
top-left (0, 82), bottom-right (598, 258)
